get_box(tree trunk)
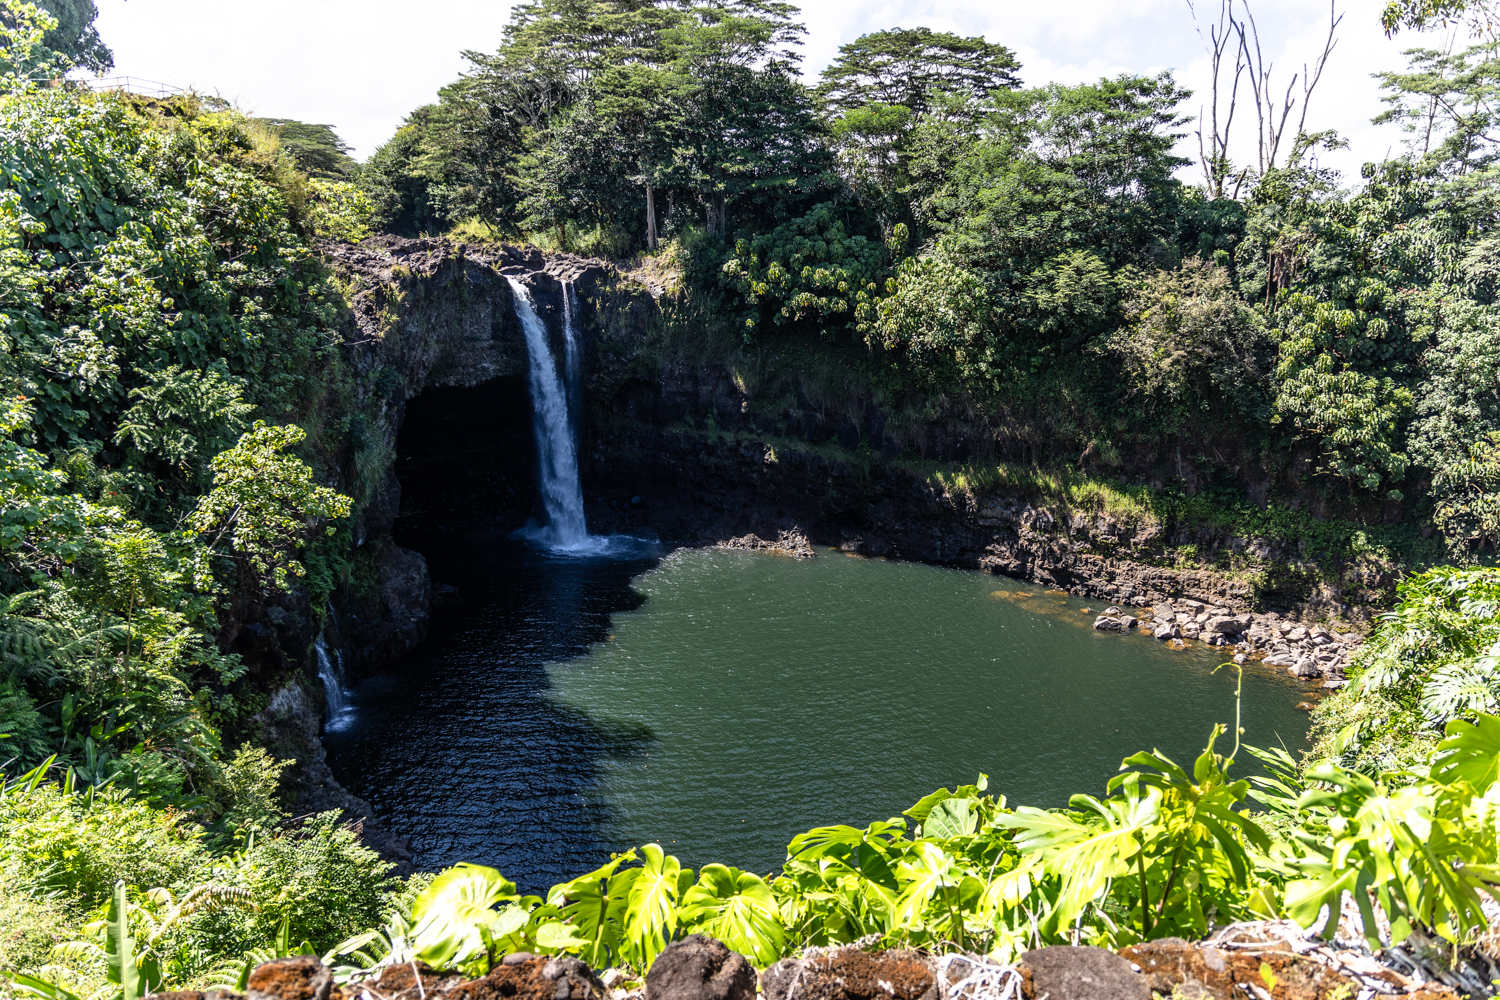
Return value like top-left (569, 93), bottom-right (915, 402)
top-left (645, 184), bottom-right (657, 250)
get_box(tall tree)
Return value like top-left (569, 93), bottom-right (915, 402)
top-left (255, 119), bottom-right (357, 180)
top-left (816, 27), bottom-right (1020, 118)
top-left (35, 0), bottom-right (111, 73)
top-left (1382, 0), bottom-right (1494, 35)
top-left (1374, 42), bottom-right (1500, 171)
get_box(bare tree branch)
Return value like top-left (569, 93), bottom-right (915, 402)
top-left (1188, 0), bottom-right (1248, 198)
top-left (1237, 0), bottom-right (1342, 176)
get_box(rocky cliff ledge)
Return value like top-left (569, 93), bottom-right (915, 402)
top-left (152, 926), bottom-right (1469, 1000)
top-left (582, 423), bottom-right (1385, 632)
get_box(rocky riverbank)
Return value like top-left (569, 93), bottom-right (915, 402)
top-left (160, 921), bottom-right (1476, 1000)
top-left (1092, 598), bottom-right (1361, 685)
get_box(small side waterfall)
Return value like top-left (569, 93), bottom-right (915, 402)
top-left (315, 636), bottom-right (352, 730)
top-left (508, 276), bottom-right (589, 548)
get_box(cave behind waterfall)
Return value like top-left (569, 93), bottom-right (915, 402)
top-left (393, 376), bottom-right (539, 538)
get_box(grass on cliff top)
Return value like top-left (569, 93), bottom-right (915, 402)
top-left (903, 454), bottom-right (1441, 569)
top-left (657, 411), bottom-right (1433, 574)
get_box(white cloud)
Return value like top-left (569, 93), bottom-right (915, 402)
top-left (93, 0), bottom-right (1432, 180)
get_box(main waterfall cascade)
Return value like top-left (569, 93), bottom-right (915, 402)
top-left (508, 276), bottom-right (647, 556)
top-left (509, 276), bottom-right (591, 548)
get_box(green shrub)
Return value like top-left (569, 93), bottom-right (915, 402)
top-left (0, 861), bottom-right (74, 979)
top-left (306, 179), bottom-right (373, 244)
top-left (1306, 566), bottom-right (1500, 772)
top-left (234, 811), bottom-right (398, 953)
top-left (0, 780), bottom-right (208, 906)
top-left (106, 749), bottom-right (191, 810)
top-left (0, 680), bottom-right (49, 767)
top-left (211, 744), bottom-right (289, 840)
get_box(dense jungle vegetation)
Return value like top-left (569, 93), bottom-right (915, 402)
top-left (7, 0), bottom-right (1500, 993)
top-left (361, 0), bottom-right (1500, 569)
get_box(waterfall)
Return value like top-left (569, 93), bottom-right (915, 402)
top-left (315, 636), bottom-right (351, 730)
top-left (562, 281), bottom-right (583, 437)
top-left (508, 276), bottom-right (589, 548)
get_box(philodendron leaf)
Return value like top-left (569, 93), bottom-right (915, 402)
top-left (923, 797), bottom-right (977, 839)
top-left (548, 851), bottom-right (635, 969)
top-left (903, 789), bottom-right (952, 823)
top-left (410, 863), bottom-right (520, 969)
top-left (680, 865), bottom-right (785, 967)
top-left (1433, 713), bottom-right (1500, 791)
top-left (535, 921), bottom-right (591, 950)
top-left (490, 905), bottom-right (530, 941)
top-left (624, 844), bottom-right (683, 971)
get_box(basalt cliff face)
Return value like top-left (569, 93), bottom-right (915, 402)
top-left (317, 234), bottom-right (1396, 665)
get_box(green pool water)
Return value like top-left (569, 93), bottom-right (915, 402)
top-left (545, 546), bottom-right (1312, 874)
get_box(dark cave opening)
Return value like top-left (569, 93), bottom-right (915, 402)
top-left (392, 376), bottom-right (540, 541)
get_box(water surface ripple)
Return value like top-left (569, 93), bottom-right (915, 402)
top-left (325, 537), bottom-right (1311, 889)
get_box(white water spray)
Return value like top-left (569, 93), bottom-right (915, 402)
top-left (509, 276), bottom-right (590, 548)
top-left (315, 636), bottom-right (352, 730)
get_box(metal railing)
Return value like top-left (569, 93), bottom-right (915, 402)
top-left (82, 76), bottom-right (186, 98)
top-left (25, 75), bottom-right (186, 98)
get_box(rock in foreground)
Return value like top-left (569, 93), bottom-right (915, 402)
top-left (1016, 946), bottom-right (1147, 1000)
top-left (761, 947), bottom-right (936, 1000)
top-left (646, 935), bottom-right (756, 1000)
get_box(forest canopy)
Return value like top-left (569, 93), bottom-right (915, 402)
top-left (353, 0), bottom-right (1500, 553)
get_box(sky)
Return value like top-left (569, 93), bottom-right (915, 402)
top-left (89, 0), bottom-right (1447, 182)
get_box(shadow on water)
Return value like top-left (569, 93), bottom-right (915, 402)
top-left (322, 378), bottom-right (664, 890)
top-left (323, 528), bottom-right (661, 890)
top-left (324, 379), bottom-right (1314, 888)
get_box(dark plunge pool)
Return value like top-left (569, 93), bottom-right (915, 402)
top-left (323, 378), bottom-right (1313, 891)
top-left (323, 530), bottom-right (1312, 891)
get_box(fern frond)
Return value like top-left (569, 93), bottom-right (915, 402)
top-left (174, 884), bottom-right (258, 919)
top-left (47, 941), bottom-right (106, 966)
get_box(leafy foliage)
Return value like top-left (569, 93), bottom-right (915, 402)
top-left (362, 0), bottom-right (826, 249)
top-left (188, 423), bottom-right (352, 593)
top-left (0, 769), bottom-right (208, 906)
top-left (1310, 567), bottom-right (1500, 772)
top-left (1108, 258), bottom-right (1271, 427)
top-left (33, 0), bottom-right (110, 74)
top-left (230, 812), bottom-right (398, 954)
top-left (816, 28), bottom-right (1020, 119)
top-left (0, 28), bottom-right (381, 995)
top-left (289, 703), bottom-right (1500, 983)
top-left (719, 205), bottom-right (883, 334)
top-left (0, 1), bottom-right (68, 82)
